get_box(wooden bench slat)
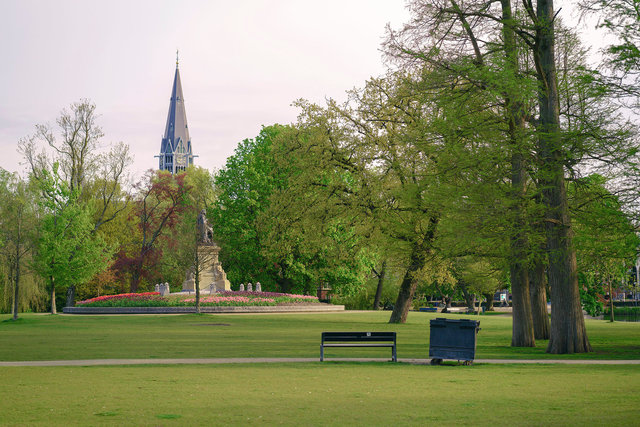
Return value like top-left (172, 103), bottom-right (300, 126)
top-left (322, 343), bottom-right (395, 347)
top-left (320, 331), bottom-right (397, 362)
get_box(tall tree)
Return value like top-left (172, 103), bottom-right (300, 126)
top-left (19, 100), bottom-right (132, 303)
top-left (32, 164), bottom-right (112, 314)
top-left (384, 0), bottom-right (634, 352)
top-left (0, 170), bottom-right (37, 320)
top-left (210, 126), bottom-right (280, 287)
top-left (530, 0), bottom-right (591, 353)
top-left (262, 73), bottom-right (449, 322)
top-left (385, 0), bottom-right (540, 343)
top-left (115, 170), bottom-right (190, 293)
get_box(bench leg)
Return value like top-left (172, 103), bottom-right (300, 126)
top-left (320, 345), bottom-right (324, 362)
top-left (392, 345), bottom-right (397, 362)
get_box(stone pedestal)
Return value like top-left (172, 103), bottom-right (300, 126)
top-left (182, 244), bottom-right (231, 292)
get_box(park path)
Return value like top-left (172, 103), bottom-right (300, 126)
top-left (1, 358), bottom-right (639, 367)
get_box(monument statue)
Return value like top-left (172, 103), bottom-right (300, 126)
top-left (182, 209), bottom-right (231, 292)
top-left (197, 209), bottom-right (214, 244)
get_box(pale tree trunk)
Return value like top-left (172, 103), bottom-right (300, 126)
top-left (503, 0), bottom-right (535, 347)
top-left (50, 276), bottom-right (57, 315)
top-left (12, 255), bottom-right (20, 321)
top-left (195, 249), bottom-right (201, 314)
top-left (536, 0), bottom-right (591, 353)
top-left (608, 277), bottom-right (614, 322)
top-left (529, 259), bottom-right (550, 339)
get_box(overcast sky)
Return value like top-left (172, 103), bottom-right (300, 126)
top-left (0, 0), bottom-right (413, 178)
top-left (1, 1), bottom-right (605, 180)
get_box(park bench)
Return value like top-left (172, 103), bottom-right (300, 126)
top-left (320, 331), bottom-right (397, 362)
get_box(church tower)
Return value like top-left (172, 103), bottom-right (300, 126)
top-left (157, 53), bottom-right (195, 174)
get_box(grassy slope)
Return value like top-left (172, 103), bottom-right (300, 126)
top-left (0, 311), bottom-right (638, 361)
top-left (1, 364), bottom-right (639, 425)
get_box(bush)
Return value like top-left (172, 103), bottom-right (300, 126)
top-left (580, 286), bottom-right (604, 317)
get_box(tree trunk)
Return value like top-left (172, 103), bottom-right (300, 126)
top-left (461, 285), bottom-right (476, 312)
top-left (440, 295), bottom-right (452, 313)
top-left (529, 260), bottom-right (550, 339)
top-left (389, 215), bottom-right (439, 323)
top-left (389, 246), bottom-right (426, 323)
top-left (483, 292), bottom-right (495, 311)
top-left (195, 250), bottom-right (201, 314)
top-left (608, 278), bottom-right (614, 323)
top-left (511, 261), bottom-right (535, 346)
top-left (12, 256), bottom-right (20, 321)
top-left (130, 263), bottom-right (142, 293)
top-left (389, 269), bottom-right (419, 323)
top-left (373, 260), bottom-right (387, 310)
top-left (50, 276), bottom-right (57, 315)
top-left (507, 115), bottom-right (535, 348)
top-left (536, 0), bottom-right (591, 353)
top-left (502, 0), bottom-right (535, 348)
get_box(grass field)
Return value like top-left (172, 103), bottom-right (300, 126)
top-left (1, 311), bottom-right (639, 361)
top-left (1, 311), bottom-right (639, 425)
top-left (1, 364), bottom-right (639, 425)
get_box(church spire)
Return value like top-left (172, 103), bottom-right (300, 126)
top-left (157, 54), bottom-right (194, 174)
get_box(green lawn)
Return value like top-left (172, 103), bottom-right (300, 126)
top-left (1, 311), bottom-right (639, 361)
top-left (1, 312), bottom-right (639, 425)
top-left (1, 364), bottom-right (638, 425)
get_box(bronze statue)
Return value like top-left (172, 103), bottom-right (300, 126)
top-left (197, 209), bottom-right (214, 244)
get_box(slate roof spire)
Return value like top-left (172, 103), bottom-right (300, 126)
top-left (157, 53), bottom-right (194, 174)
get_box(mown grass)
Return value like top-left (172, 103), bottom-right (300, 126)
top-left (0, 311), bottom-right (638, 361)
top-left (1, 363), bottom-right (638, 426)
top-left (1, 312), bottom-right (639, 425)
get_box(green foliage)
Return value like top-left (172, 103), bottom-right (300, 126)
top-left (333, 273), bottom-right (399, 310)
top-left (211, 125), bottom-right (376, 295)
top-left (32, 164), bottom-right (113, 309)
top-left (0, 169), bottom-right (45, 314)
top-left (571, 174), bottom-right (639, 315)
top-left (582, 0), bottom-right (640, 86)
top-left (210, 125), bottom-right (286, 289)
top-left (579, 273), bottom-right (605, 317)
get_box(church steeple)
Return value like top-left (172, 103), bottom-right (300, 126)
top-left (157, 55), bottom-right (194, 174)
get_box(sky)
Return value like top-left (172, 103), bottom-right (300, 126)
top-left (0, 0), bottom-right (411, 178)
top-left (0, 1), bottom-right (606, 180)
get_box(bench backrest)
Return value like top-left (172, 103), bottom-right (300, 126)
top-left (322, 332), bottom-right (396, 342)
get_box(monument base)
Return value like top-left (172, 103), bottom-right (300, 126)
top-left (182, 245), bottom-right (231, 292)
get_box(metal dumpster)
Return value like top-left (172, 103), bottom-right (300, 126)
top-left (429, 318), bottom-right (480, 365)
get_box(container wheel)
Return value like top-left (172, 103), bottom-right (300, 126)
top-left (430, 358), bottom-right (443, 365)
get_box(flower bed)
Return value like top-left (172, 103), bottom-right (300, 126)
top-left (76, 291), bottom-right (320, 307)
top-left (76, 292), bottom-right (168, 307)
